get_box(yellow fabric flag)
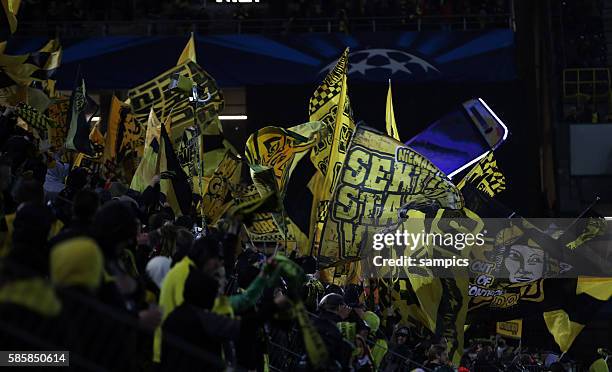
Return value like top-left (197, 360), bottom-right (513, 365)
top-left (130, 110), bottom-right (164, 192)
top-left (201, 150), bottom-right (242, 225)
top-left (1, 0), bottom-right (20, 42)
top-left (177, 32), bottom-right (197, 65)
top-left (144, 108), bottom-right (164, 154)
top-left (129, 143), bottom-right (159, 193)
top-left (308, 48), bottom-right (353, 176)
top-left (245, 121), bottom-right (323, 192)
top-left (0, 38), bottom-right (62, 86)
top-left (88, 121), bottom-right (105, 158)
top-left (159, 117), bottom-right (193, 217)
top-left (318, 125), bottom-right (464, 261)
top-left (308, 48), bottom-right (356, 253)
top-left (72, 121), bottom-right (105, 170)
top-left (105, 95), bottom-right (139, 161)
top-left (543, 309), bottom-right (584, 353)
top-left (457, 151), bottom-right (506, 197)
top-left (496, 319), bottom-right (523, 339)
top-left (128, 60), bottom-right (222, 142)
top-left (46, 95), bottom-right (70, 152)
top-left (244, 121), bottom-right (325, 252)
top-left (386, 79), bottom-right (400, 141)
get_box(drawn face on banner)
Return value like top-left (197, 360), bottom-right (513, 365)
top-left (504, 244), bottom-right (545, 283)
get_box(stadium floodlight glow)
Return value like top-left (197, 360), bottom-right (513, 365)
top-left (447, 98), bottom-right (509, 179)
top-left (219, 115), bottom-right (248, 120)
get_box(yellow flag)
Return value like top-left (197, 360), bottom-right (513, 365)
top-left (201, 150), bottom-right (242, 224)
top-left (144, 108), bottom-right (163, 154)
top-left (1, 0), bottom-right (20, 41)
top-left (0, 39), bottom-right (62, 87)
top-left (106, 95), bottom-right (141, 160)
top-left (543, 309), bottom-right (584, 353)
top-left (496, 319), bottom-right (523, 339)
top-left (457, 151), bottom-right (506, 197)
top-left (318, 125), bottom-right (464, 261)
top-left (308, 48), bottom-right (353, 176)
top-left (177, 32), bottom-right (197, 65)
top-left (130, 143), bottom-right (159, 193)
top-left (309, 49), bottom-right (356, 252)
top-left (128, 61), bottom-right (222, 141)
top-left (47, 95), bottom-right (70, 152)
top-left (88, 121), bottom-right (105, 158)
top-left (245, 121), bottom-right (323, 192)
top-left (386, 79), bottom-right (400, 141)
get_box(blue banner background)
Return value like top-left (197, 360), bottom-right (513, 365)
top-left (8, 30), bottom-right (516, 89)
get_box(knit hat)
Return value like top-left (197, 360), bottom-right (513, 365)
top-left (50, 237), bottom-right (104, 290)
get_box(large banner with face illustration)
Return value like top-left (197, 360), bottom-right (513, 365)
top-left (465, 218), bottom-right (612, 322)
top-left (361, 213), bottom-right (612, 323)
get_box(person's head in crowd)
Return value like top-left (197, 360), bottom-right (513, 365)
top-left (92, 200), bottom-right (139, 260)
top-left (96, 188), bottom-right (112, 204)
top-left (2, 135), bottom-right (35, 170)
top-left (324, 283), bottom-right (345, 297)
top-left (189, 234), bottom-right (224, 276)
top-left (148, 212), bottom-right (172, 231)
top-left (72, 189), bottom-right (100, 224)
top-left (356, 318), bottom-right (371, 339)
top-left (50, 237), bottom-right (104, 292)
top-left (318, 293), bottom-right (351, 320)
top-left (114, 194), bottom-right (140, 217)
top-left (362, 311), bottom-right (380, 334)
top-left (10, 202), bottom-right (54, 276)
top-left (427, 344), bottom-right (449, 365)
top-left (161, 206), bottom-right (175, 221)
top-left (22, 154), bottom-right (47, 184)
top-left (393, 326), bottom-right (410, 345)
top-left (0, 156), bottom-right (12, 191)
top-left (66, 167), bottom-right (90, 191)
top-left (292, 255), bottom-right (318, 275)
top-left (174, 215), bottom-right (193, 230)
top-left (235, 248), bottom-right (265, 289)
top-left (172, 227), bottom-right (194, 264)
top-left (108, 181), bottom-right (128, 198)
top-left (183, 268), bottom-right (219, 310)
top-left (11, 178), bottom-right (44, 206)
top-left (146, 256), bottom-right (172, 290)
top-left (344, 283), bottom-right (362, 308)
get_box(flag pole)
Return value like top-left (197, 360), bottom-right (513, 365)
top-left (557, 196), bottom-right (600, 238)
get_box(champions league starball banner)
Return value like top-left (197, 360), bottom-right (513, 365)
top-left (6, 30), bottom-right (516, 89)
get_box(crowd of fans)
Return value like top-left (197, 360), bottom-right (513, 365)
top-left (561, 0), bottom-right (607, 69)
top-left (0, 103), bottom-right (577, 371)
top-left (17, 0), bottom-right (511, 25)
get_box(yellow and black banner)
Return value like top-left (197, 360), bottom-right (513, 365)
top-left (496, 319), bottom-right (522, 339)
top-left (202, 150), bottom-right (242, 225)
top-left (308, 48), bottom-right (353, 176)
top-left (318, 125), bottom-right (464, 261)
top-left (0, 38), bottom-right (61, 88)
top-left (46, 95), bottom-right (70, 151)
top-left (245, 121), bottom-right (322, 192)
top-left (14, 102), bottom-right (57, 137)
top-left (308, 49), bottom-right (357, 258)
top-left (231, 183), bottom-right (296, 244)
top-left (106, 95), bottom-right (142, 160)
top-left (457, 151), bottom-right (506, 197)
top-left (127, 60), bottom-right (223, 141)
top-left (1, 0), bottom-right (20, 44)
